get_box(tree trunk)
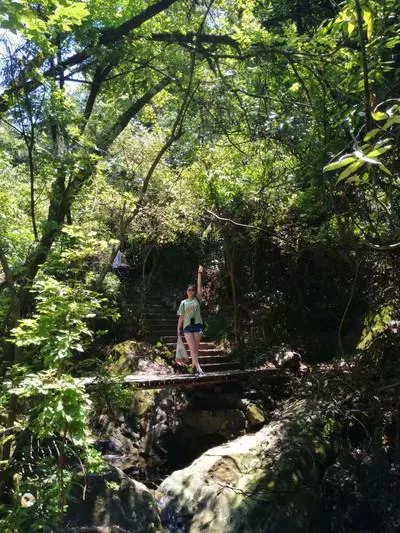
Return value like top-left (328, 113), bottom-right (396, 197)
top-left (224, 236), bottom-right (239, 347)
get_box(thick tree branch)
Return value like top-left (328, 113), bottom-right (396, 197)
top-left (150, 31), bottom-right (239, 49)
top-left (22, 171), bottom-right (69, 286)
top-left (96, 77), bottom-right (172, 153)
top-left (0, 50), bottom-right (91, 114)
top-left (22, 75), bottom-right (173, 291)
top-left (206, 209), bottom-right (267, 232)
top-left (82, 61), bottom-right (116, 127)
top-left (0, 0), bottom-right (179, 114)
top-left (100, 0), bottom-right (179, 45)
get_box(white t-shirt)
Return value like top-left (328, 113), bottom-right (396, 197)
top-left (177, 297), bottom-right (203, 329)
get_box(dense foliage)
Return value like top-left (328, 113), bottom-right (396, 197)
top-left (0, 0), bottom-right (399, 529)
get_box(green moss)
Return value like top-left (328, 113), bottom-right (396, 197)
top-left (246, 403), bottom-right (265, 428)
top-left (132, 389), bottom-right (157, 417)
top-left (106, 341), bottom-right (141, 374)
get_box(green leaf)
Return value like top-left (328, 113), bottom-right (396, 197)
top-left (366, 145), bottom-right (393, 158)
top-left (336, 160), bottom-right (363, 183)
top-left (324, 156), bottom-right (356, 172)
top-left (347, 21), bottom-right (356, 35)
top-left (362, 10), bottom-right (373, 40)
top-left (383, 116), bottom-right (400, 130)
top-left (363, 128), bottom-right (380, 142)
top-left (385, 36), bottom-right (400, 49)
top-left (48, 2), bottom-right (89, 29)
top-left (372, 111), bottom-right (389, 121)
top-left (380, 164), bottom-right (392, 176)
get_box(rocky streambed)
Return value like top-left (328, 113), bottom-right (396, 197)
top-left (64, 341), bottom-right (400, 532)
top-left (88, 341), bottom-right (282, 483)
top-left (66, 393), bottom-right (330, 533)
top-left (66, 341), bottom-right (311, 532)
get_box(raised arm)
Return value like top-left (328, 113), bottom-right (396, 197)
top-left (197, 265), bottom-right (203, 300)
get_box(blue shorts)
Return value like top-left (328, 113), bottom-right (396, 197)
top-left (184, 323), bottom-right (204, 333)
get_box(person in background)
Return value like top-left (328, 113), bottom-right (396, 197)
top-left (177, 266), bottom-right (205, 375)
top-left (112, 249), bottom-right (130, 278)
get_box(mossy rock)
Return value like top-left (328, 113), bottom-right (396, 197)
top-left (245, 403), bottom-right (265, 428)
top-left (66, 466), bottom-right (162, 532)
top-left (107, 341), bottom-right (141, 374)
top-left (106, 341), bottom-right (172, 376)
top-left (159, 399), bottom-right (333, 533)
top-left (132, 389), bottom-right (158, 417)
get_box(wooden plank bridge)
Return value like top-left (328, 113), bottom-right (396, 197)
top-left (80, 367), bottom-right (289, 390)
top-left (81, 294), bottom-right (289, 389)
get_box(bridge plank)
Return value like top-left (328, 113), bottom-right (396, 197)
top-left (80, 368), bottom-right (288, 390)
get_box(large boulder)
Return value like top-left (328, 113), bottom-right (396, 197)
top-left (158, 425), bottom-right (279, 533)
top-left (65, 466), bottom-right (162, 532)
top-left (93, 340), bottom-right (185, 475)
top-left (158, 399), bottom-right (330, 533)
top-left (93, 385), bottom-right (189, 475)
top-left (275, 348), bottom-right (301, 372)
top-left (106, 340), bottom-right (175, 376)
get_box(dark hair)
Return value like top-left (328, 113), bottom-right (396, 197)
top-left (187, 283), bottom-right (196, 290)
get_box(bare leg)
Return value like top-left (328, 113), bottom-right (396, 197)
top-left (194, 332), bottom-right (204, 373)
top-left (184, 332), bottom-right (202, 372)
top-left (193, 331), bottom-right (202, 355)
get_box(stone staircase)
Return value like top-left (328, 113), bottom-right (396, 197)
top-left (136, 296), bottom-right (241, 373)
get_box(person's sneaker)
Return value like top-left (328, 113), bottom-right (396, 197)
top-left (194, 368), bottom-right (205, 376)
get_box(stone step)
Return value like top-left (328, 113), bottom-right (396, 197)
top-left (165, 343), bottom-right (216, 351)
top-left (135, 311), bottom-right (175, 317)
top-left (129, 298), bottom-right (169, 309)
top-left (166, 344), bottom-right (221, 352)
top-left (144, 319), bottom-right (176, 326)
top-left (201, 362), bottom-right (241, 372)
top-left (142, 313), bottom-right (177, 319)
top-left (145, 318), bottom-right (177, 325)
top-left (177, 351), bottom-right (228, 360)
top-left (161, 336), bottom-right (211, 344)
top-left (146, 325), bottom-right (177, 332)
top-left (198, 355), bottom-right (231, 364)
top-left (131, 304), bottom-right (170, 311)
top-left (198, 350), bottom-right (225, 357)
top-left (190, 346), bottom-right (219, 353)
top-left (152, 331), bottom-right (179, 337)
top-left (127, 309), bottom-right (175, 316)
top-left (165, 345), bottom-right (224, 356)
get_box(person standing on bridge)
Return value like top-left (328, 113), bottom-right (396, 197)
top-left (177, 265), bottom-right (205, 375)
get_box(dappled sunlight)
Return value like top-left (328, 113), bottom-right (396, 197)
top-left (0, 0), bottom-right (399, 530)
